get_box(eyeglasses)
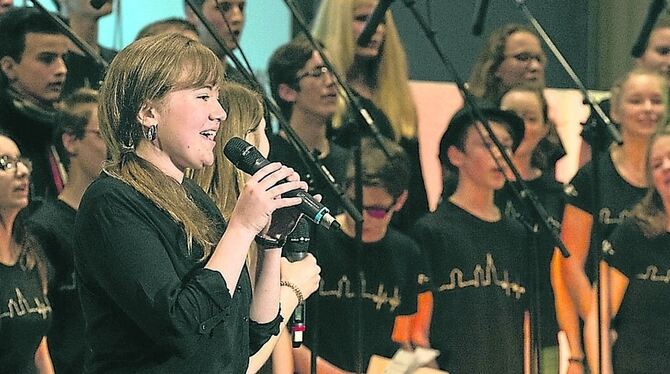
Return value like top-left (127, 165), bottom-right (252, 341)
top-left (506, 52), bottom-right (547, 65)
top-left (363, 201), bottom-right (396, 219)
top-left (296, 66), bottom-right (331, 81)
top-left (0, 155), bottom-right (32, 173)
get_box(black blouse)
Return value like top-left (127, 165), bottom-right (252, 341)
top-left (74, 174), bottom-right (278, 373)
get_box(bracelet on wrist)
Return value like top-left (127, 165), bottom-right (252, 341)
top-left (254, 234), bottom-right (287, 250)
top-left (568, 357), bottom-right (584, 365)
top-left (280, 280), bottom-right (304, 304)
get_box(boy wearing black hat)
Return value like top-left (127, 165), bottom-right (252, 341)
top-left (412, 105), bottom-right (528, 373)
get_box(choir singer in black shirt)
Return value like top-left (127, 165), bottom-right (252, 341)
top-left (73, 33), bottom-right (320, 373)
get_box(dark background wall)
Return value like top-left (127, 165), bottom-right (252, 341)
top-left (396, 1), bottom-right (594, 88)
top-left (295, 0), bottom-right (658, 91)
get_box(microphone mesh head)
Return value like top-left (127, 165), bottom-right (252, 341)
top-left (223, 137), bottom-right (251, 166)
top-left (223, 136), bottom-right (268, 174)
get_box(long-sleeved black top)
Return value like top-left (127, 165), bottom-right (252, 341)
top-left (74, 174), bottom-right (279, 373)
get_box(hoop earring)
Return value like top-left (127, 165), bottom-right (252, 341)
top-left (145, 124), bottom-right (157, 142)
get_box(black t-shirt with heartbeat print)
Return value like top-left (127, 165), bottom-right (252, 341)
top-left (304, 225), bottom-right (423, 372)
top-left (0, 262), bottom-right (51, 374)
top-left (605, 218), bottom-right (670, 374)
top-left (413, 200), bottom-right (527, 374)
top-left (564, 152), bottom-right (647, 282)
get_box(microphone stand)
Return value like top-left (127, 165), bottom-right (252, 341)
top-left (283, 0), bottom-right (393, 160)
top-left (185, 4), bottom-right (363, 373)
top-left (401, 1), bottom-right (571, 373)
top-left (184, 0), bottom-right (362, 225)
top-left (511, 2), bottom-right (623, 373)
top-left (30, 0), bottom-right (109, 70)
top-left (281, 2), bottom-right (392, 372)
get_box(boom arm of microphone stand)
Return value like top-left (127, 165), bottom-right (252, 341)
top-left (30, 0), bottom-right (109, 71)
top-left (283, 0), bottom-right (393, 160)
top-left (184, 0), bottom-right (362, 224)
top-left (266, 95), bottom-right (364, 224)
top-left (513, 0), bottom-right (621, 147)
top-left (401, 0), bottom-right (570, 258)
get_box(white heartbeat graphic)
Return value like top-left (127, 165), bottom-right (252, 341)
top-left (0, 287), bottom-right (51, 320)
top-left (319, 275), bottom-right (402, 311)
top-left (637, 266), bottom-right (670, 283)
top-left (437, 253), bottom-right (526, 299)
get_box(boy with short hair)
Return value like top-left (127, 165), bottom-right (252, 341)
top-left (293, 137), bottom-right (430, 373)
top-left (0, 7), bottom-right (70, 199)
top-left (413, 105), bottom-right (528, 373)
top-left (267, 37), bottom-right (348, 212)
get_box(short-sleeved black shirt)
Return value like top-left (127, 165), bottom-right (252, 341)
top-left (495, 173), bottom-right (565, 348)
top-left (28, 199), bottom-right (85, 374)
top-left (0, 262), bottom-right (52, 374)
top-left (413, 201), bottom-right (527, 374)
top-left (304, 226), bottom-right (422, 372)
top-left (604, 218), bottom-right (670, 373)
top-left (268, 134), bottom-right (350, 215)
top-left (75, 174), bottom-right (276, 373)
top-left (564, 152), bottom-right (647, 281)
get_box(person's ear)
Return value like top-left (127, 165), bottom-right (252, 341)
top-left (61, 132), bottom-right (79, 158)
top-left (0, 56), bottom-right (18, 82)
top-left (447, 145), bottom-right (465, 169)
top-left (278, 83), bottom-right (298, 104)
top-left (136, 102), bottom-right (160, 130)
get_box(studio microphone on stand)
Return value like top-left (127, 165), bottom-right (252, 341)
top-left (283, 218), bottom-right (311, 347)
top-left (631, 0), bottom-right (667, 57)
top-left (471, 0), bottom-right (491, 36)
top-left (356, 0), bottom-right (394, 47)
top-left (223, 137), bottom-right (341, 231)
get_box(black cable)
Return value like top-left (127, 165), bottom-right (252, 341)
top-left (213, 1), bottom-right (257, 83)
top-left (185, 0), bottom-right (361, 225)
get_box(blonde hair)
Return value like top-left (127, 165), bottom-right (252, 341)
top-left (192, 83), bottom-right (264, 220)
top-left (610, 66), bottom-right (669, 118)
top-left (311, 0), bottom-right (417, 140)
top-left (633, 126), bottom-right (670, 237)
top-left (98, 33), bottom-right (225, 257)
top-left (192, 82), bottom-right (264, 279)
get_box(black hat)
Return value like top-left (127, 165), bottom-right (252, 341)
top-left (439, 104), bottom-right (525, 169)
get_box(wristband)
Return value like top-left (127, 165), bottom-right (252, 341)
top-left (568, 357), bottom-right (584, 365)
top-left (254, 234), bottom-right (287, 250)
top-left (280, 280), bottom-right (304, 304)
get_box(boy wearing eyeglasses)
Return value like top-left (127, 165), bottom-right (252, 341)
top-left (412, 105), bottom-right (528, 374)
top-left (267, 36), bottom-right (349, 213)
top-left (291, 137), bottom-right (429, 373)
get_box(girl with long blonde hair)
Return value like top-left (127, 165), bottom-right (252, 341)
top-left (553, 67), bottom-right (668, 373)
top-left (312, 0), bottom-right (417, 141)
top-left (312, 0), bottom-right (427, 231)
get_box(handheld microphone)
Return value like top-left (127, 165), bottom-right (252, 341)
top-left (471, 0), bottom-right (491, 36)
top-left (90, 0), bottom-right (109, 10)
top-left (223, 137), bottom-right (340, 231)
top-left (631, 0), bottom-right (667, 57)
top-left (283, 218), bottom-right (310, 347)
top-left (356, 0), bottom-right (394, 47)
